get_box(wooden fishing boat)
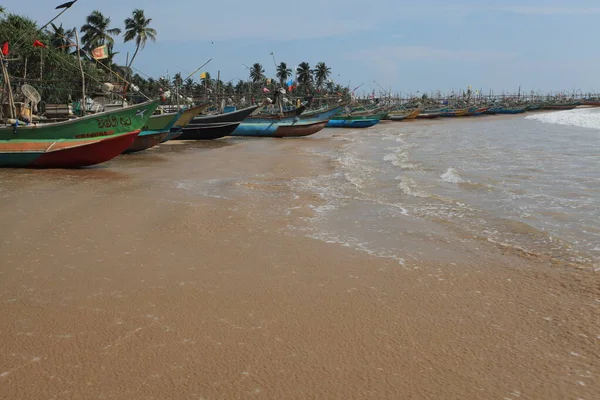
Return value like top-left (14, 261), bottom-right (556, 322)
top-left (231, 117), bottom-right (328, 138)
top-left (388, 109), bottom-right (421, 121)
top-left (416, 110), bottom-right (444, 119)
top-left (526, 103), bottom-right (544, 111)
top-left (440, 108), bottom-right (470, 117)
top-left (158, 104), bottom-right (208, 143)
top-left (472, 107), bottom-right (490, 116)
top-left (299, 105), bottom-right (346, 122)
top-left (124, 108), bottom-right (184, 153)
top-left (0, 100), bottom-right (159, 168)
top-left (582, 100), bottom-right (600, 107)
top-left (326, 118), bottom-right (380, 128)
top-left (176, 105), bottom-right (260, 140)
top-left (543, 103), bottom-right (580, 110)
top-left (326, 114), bottom-right (381, 128)
top-left (494, 107), bottom-right (527, 114)
top-left (272, 120), bottom-right (328, 137)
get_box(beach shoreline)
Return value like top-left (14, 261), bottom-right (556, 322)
top-left (0, 126), bottom-right (598, 399)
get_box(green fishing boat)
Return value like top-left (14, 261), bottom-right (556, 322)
top-left (0, 100), bottom-right (160, 168)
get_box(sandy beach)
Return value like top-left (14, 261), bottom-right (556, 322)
top-left (0, 128), bottom-right (598, 399)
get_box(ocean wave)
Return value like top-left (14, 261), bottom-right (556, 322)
top-left (440, 167), bottom-right (465, 183)
top-left (396, 176), bottom-right (430, 198)
top-left (525, 108), bottom-right (600, 130)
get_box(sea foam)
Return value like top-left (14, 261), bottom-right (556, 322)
top-left (440, 167), bottom-right (465, 183)
top-left (526, 108), bottom-right (600, 130)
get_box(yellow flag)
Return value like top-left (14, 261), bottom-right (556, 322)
top-left (200, 72), bottom-right (207, 79)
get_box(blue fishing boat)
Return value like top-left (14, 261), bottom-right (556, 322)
top-left (326, 116), bottom-right (380, 128)
top-left (230, 115), bottom-right (328, 138)
top-left (495, 107), bottom-right (527, 114)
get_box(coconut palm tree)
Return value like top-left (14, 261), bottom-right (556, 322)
top-left (313, 62), bottom-right (331, 90)
top-left (0, 6), bottom-right (5, 14)
top-left (80, 10), bottom-right (121, 52)
top-left (171, 72), bottom-right (181, 87)
top-left (200, 72), bottom-right (213, 89)
top-left (276, 62), bottom-right (292, 86)
top-left (183, 78), bottom-right (194, 95)
top-left (123, 9), bottom-right (157, 70)
top-left (47, 23), bottom-right (75, 53)
top-left (296, 62), bottom-right (312, 90)
top-left (249, 63), bottom-right (265, 84)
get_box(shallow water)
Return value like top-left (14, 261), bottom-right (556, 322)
top-left (286, 110), bottom-right (600, 269)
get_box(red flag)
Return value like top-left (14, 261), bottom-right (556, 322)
top-left (1, 42), bottom-right (8, 56)
top-left (33, 40), bottom-right (47, 48)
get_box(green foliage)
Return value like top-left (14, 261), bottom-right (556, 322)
top-left (249, 63), bottom-right (265, 84)
top-left (0, 12), bottom-right (106, 103)
top-left (123, 9), bottom-right (156, 71)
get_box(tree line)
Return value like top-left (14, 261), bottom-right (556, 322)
top-left (0, 7), bottom-right (349, 105)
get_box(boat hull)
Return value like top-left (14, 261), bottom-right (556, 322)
top-left (0, 100), bottom-right (159, 141)
top-left (178, 122), bottom-right (241, 140)
top-left (231, 119), bottom-right (327, 137)
top-left (124, 131), bottom-right (170, 153)
top-left (161, 128), bottom-right (183, 143)
top-left (176, 106), bottom-right (260, 140)
top-left (326, 118), bottom-right (380, 128)
top-left (0, 131), bottom-right (139, 168)
top-left (272, 121), bottom-right (328, 137)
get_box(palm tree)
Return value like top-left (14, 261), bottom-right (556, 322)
top-left (123, 9), bottom-right (157, 70)
top-left (296, 62), bottom-right (312, 90)
top-left (80, 10), bottom-right (121, 52)
top-left (183, 78), bottom-right (194, 95)
top-left (200, 72), bottom-right (213, 89)
top-left (47, 23), bottom-right (75, 53)
top-left (249, 63), bottom-right (265, 84)
top-left (0, 6), bottom-right (5, 14)
top-left (313, 62), bottom-right (331, 90)
top-left (172, 72), bottom-right (183, 88)
top-left (276, 62), bottom-right (292, 86)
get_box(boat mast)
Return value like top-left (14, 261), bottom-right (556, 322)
top-left (0, 53), bottom-right (16, 120)
top-left (73, 28), bottom-right (86, 116)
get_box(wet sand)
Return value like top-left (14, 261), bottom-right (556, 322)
top-left (0, 133), bottom-right (598, 399)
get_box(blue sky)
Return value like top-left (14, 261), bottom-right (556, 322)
top-left (3, 0), bottom-right (600, 96)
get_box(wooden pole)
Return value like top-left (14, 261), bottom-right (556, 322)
top-left (0, 55), bottom-right (16, 119)
top-left (74, 28), bottom-right (86, 116)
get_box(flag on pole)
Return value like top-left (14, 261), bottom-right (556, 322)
top-left (91, 45), bottom-right (108, 60)
top-left (33, 40), bottom-right (47, 48)
top-left (1, 42), bottom-right (8, 56)
top-left (200, 72), bottom-right (207, 79)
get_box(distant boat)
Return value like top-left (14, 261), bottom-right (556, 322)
top-left (493, 106), bottom-right (527, 114)
top-left (440, 108), bottom-right (470, 117)
top-left (388, 109), bottom-right (421, 121)
top-left (0, 100), bottom-right (159, 168)
top-left (326, 114), bottom-right (382, 128)
top-left (582, 99), bottom-right (600, 107)
top-left (300, 105), bottom-right (346, 122)
top-left (543, 103), bottom-right (580, 110)
top-left (176, 105), bottom-right (260, 140)
top-left (416, 109), bottom-right (445, 119)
